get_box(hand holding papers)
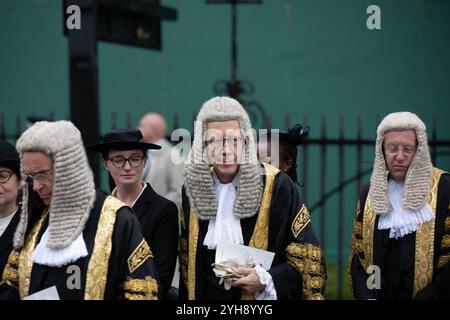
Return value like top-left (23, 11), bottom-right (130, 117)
top-left (212, 240), bottom-right (275, 290)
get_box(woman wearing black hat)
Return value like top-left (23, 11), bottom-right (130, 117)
top-left (88, 128), bottom-right (179, 300)
top-left (0, 141), bottom-right (21, 277)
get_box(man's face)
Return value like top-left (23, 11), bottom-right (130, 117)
top-left (138, 119), bottom-right (156, 142)
top-left (104, 149), bottom-right (146, 187)
top-left (205, 120), bottom-right (244, 181)
top-left (22, 152), bottom-right (54, 206)
top-left (383, 130), bottom-right (417, 182)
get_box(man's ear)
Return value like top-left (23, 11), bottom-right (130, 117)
top-left (103, 159), bottom-right (109, 171)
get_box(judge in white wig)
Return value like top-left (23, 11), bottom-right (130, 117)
top-left (349, 111), bottom-right (450, 300)
top-left (179, 97), bottom-right (326, 300)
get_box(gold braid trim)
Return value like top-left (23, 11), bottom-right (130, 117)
top-left (413, 167), bottom-right (444, 297)
top-left (303, 274), bottom-right (326, 290)
top-left (438, 254), bottom-right (450, 269)
top-left (291, 204), bottom-right (311, 238)
top-left (124, 276), bottom-right (158, 300)
top-left (286, 243), bottom-right (325, 300)
top-left (361, 195), bottom-right (375, 272)
top-left (180, 208), bottom-right (186, 232)
top-left (84, 196), bottom-right (123, 300)
top-left (127, 239), bottom-right (153, 274)
top-left (304, 293), bottom-right (325, 300)
top-left (286, 243), bottom-right (322, 262)
top-left (187, 209), bottom-right (199, 300)
top-left (441, 234), bottom-right (450, 249)
top-left (348, 200), bottom-right (361, 296)
top-left (353, 221), bottom-right (362, 238)
top-left (242, 163), bottom-right (279, 301)
top-left (2, 250), bottom-right (20, 289)
top-left (19, 209), bottom-right (48, 299)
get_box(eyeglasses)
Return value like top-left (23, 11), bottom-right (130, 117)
top-left (0, 170), bottom-right (13, 183)
top-left (108, 156), bottom-right (145, 168)
top-left (24, 170), bottom-right (53, 184)
top-left (384, 144), bottom-right (417, 155)
top-left (205, 137), bottom-right (245, 151)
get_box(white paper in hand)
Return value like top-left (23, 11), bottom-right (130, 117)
top-left (23, 286), bottom-right (60, 300)
top-left (215, 239), bottom-right (275, 270)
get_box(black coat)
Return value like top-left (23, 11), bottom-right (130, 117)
top-left (0, 211), bottom-right (19, 276)
top-left (132, 183), bottom-right (179, 299)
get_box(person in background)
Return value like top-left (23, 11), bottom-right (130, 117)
top-left (0, 141), bottom-right (21, 278)
top-left (258, 123), bottom-right (309, 185)
top-left (139, 113), bottom-right (184, 211)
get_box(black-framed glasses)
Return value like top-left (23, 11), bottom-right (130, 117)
top-left (24, 170), bottom-right (53, 184)
top-left (0, 170), bottom-right (13, 183)
top-left (108, 156), bottom-right (145, 168)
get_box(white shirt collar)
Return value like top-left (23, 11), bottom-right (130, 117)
top-left (0, 208), bottom-right (18, 238)
top-left (111, 182), bottom-right (147, 207)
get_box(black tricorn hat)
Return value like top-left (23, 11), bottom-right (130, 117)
top-left (0, 140), bottom-right (20, 176)
top-left (87, 128), bottom-right (161, 153)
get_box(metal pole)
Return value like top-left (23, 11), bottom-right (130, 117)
top-left (302, 114), bottom-right (309, 203)
top-left (356, 115), bottom-right (362, 196)
top-left (231, 0), bottom-right (237, 85)
top-left (66, 0), bottom-right (100, 186)
top-left (320, 115), bottom-right (327, 248)
top-left (338, 116), bottom-right (344, 299)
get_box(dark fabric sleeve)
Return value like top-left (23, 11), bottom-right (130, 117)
top-left (178, 185), bottom-right (189, 300)
top-left (0, 250), bottom-right (20, 300)
top-left (109, 207), bottom-right (160, 300)
top-left (414, 263), bottom-right (450, 299)
top-left (150, 201), bottom-right (179, 299)
top-left (350, 253), bottom-right (375, 299)
top-left (268, 172), bottom-right (326, 300)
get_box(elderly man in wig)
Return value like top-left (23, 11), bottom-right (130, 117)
top-left (350, 112), bottom-right (450, 299)
top-left (0, 121), bottom-right (159, 300)
top-left (179, 96), bottom-right (326, 300)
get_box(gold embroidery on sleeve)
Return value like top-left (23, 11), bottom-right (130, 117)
top-left (124, 276), bottom-right (158, 300)
top-left (291, 204), bottom-right (311, 238)
top-left (128, 239), bottom-right (153, 274)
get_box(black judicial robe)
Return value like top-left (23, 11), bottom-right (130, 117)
top-left (132, 182), bottom-right (179, 299)
top-left (0, 191), bottom-right (159, 300)
top-left (179, 163), bottom-right (327, 300)
top-left (350, 167), bottom-right (450, 299)
top-left (0, 210), bottom-right (19, 277)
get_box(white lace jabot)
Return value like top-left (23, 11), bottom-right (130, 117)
top-left (378, 179), bottom-right (434, 239)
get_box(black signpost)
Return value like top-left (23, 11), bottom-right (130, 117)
top-left (63, 0), bottom-right (177, 185)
